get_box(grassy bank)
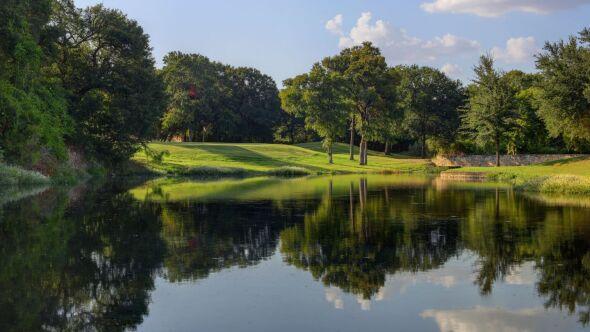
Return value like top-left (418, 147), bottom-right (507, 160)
top-left (132, 142), bottom-right (433, 176)
top-left (445, 156), bottom-right (590, 194)
top-left (0, 163), bottom-right (50, 186)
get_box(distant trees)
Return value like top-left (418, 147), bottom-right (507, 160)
top-left (461, 55), bottom-right (518, 166)
top-left (503, 70), bottom-right (548, 154)
top-left (2, 0), bottom-right (590, 172)
top-left (397, 65), bottom-right (465, 157)
top-left (159, 52), bottom-right (281, 143)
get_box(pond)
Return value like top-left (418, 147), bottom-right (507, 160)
top-left (1, 174), bottom-right (590, 331)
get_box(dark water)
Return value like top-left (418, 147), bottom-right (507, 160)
top-left (1, 174), bottom-right (590, 332)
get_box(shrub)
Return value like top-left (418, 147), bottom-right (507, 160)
top-left (266, 166), bottom-right (311, 176)
top-left (0, 164), bottom-right (49, 186)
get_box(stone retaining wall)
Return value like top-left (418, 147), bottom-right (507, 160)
top-left (432, 154), bottom-right (587, 167)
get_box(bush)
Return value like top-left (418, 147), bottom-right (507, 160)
top-left (0, 163), bottom-right (49, 186)
top-left (175, 166), bottom-right (251, 177)
top-left (488, 172), bottom-right (590, 195)
top-left (265, 166), bottom-right (311, 176)
top-left (169, 165), bottom-right (312, 178)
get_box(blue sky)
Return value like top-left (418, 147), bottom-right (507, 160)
top-left (75, 0), bottom-right (590, 85)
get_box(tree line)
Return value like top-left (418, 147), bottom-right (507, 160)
top-left (282, 33), bottom-right (590, 166)
top-left (0, 0), bottom-right (164, 169)
top-left (1, 0), bottom-right (590, 171)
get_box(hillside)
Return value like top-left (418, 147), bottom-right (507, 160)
top-left (132, 142), bottom-right (431, 175)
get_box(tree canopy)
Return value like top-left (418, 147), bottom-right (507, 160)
top-left (280, 63), bottom-right (349, 163)
top-left (461, 55), bottom-right (518, 166)
top-left (536, 28), bottom-right (590, 150)
top-left (159, 52), bottom-right (281, 143)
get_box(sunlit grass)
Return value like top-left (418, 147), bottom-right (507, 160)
top-left (447, 156), bottom-right (590, 177)
top-left (132, 141), bottom-right (432, 176)
top-left (445, 156), bottom-right (590, 194)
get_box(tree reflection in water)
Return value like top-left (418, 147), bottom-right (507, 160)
top-left (0, 183), bottom-right (166, 332)
top-left (1, 175), bottom-right (590, 329)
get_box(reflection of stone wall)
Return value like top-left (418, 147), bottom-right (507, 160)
top-left (432, 154), bottom-right (587, 167)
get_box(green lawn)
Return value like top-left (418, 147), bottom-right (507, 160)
top-left (446, 156), bottom-right (590, 177)
top-left (444, 156), bottom-right (590, 194)
top-left (132, 141), bottom-right (432, 175)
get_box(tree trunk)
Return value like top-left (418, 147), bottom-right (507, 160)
top-left (495, 136), bottom-right (500, 167)
top-left (421, 134), bottom-right (426, 158)
top-left (364, 140), bottom-right (368, 165)
top-left (359, 136), bottom-right (367, 165)
top-left (384, 141), bottom-right (389, 155)
top-left (349, 182), bottom-right (355, 231)
top-left (349, 117), bottom-right (355, 160)
top-left (328, 145), bottom-right (333, 164)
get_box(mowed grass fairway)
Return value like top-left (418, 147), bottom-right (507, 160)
top-left (444, 156), bottom-right (590, 194)
top-left (133, 142), bottom-right (431, 174)
top-left (446, 156), bottom-right (590, 177)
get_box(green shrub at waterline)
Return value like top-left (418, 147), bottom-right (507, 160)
top-left (171, 165), bottom-right (312, 178)
top-left (487, 173), bottom-right (590, 195)
top-left (0, 164), bottom-right (49, 186)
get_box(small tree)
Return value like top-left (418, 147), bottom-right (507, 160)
top-left (280, 64), bottom-right (349, 163)
top-left (462, 55), bottom-right (517, 166)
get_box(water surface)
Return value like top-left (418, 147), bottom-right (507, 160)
top-left (1, 175), bottom-right (590, 331)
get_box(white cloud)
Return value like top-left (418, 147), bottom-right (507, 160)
top-left (441, 63), bottom-right (463, 78)
top-left (420, 0), bottom-right (590, 17)
top-left (504, 262), bottom-right (537, 285)
top-left (325, 288), bottom-right (344, 309)
top-left (325, 14), bottom-right (344, 35)
top-left (421, 306), bottom-right (579, 332)
top-left (330, 12), bottom-right (480, 64)
top-left (491, 37), bottom-right (539, 63)
top-left (338, 12), bottom-right (390, 48)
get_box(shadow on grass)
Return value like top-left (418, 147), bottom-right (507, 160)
top-left (295, 142), bottom-right (422, 160)
top-left (540, 155), bottom-right (590, 166)
top-left (195, 144), bottom-right (328, 172)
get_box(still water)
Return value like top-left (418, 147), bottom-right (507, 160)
top-left (1, 174), bottom-right (590, 331)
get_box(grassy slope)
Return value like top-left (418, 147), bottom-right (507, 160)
top-left (445, 156), bottom-right (590, 194)
top-left (133, 142), bottom-right (431, 175)
top-left (446, 156), bottom-right (590, 177)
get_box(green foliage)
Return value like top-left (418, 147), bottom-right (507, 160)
top-left (397, 65), bottom-right (465, 157)
top-left (1, 0), bottom-right (167, 174)
top-left (462, 55), bottom-right (518, 165)
top-left (536, 28), bottom-right (590, 149)
top-left (55, 2), bottom-right (166, 165)
top-left (322, 42), bottom-right (397, 165)
top-left (503, 71), bottom-right (553, 153)
top-left (281, 63), bottom-right (349, 163)
top-left (160, 52), bottom-right (281, 143)
top-left (0, 163), bottom-right (49, 186)
top-left (0, 0), bottom-right (70, 167)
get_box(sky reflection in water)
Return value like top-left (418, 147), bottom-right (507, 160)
top-left (1, 174), bottom-right (589, 332)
